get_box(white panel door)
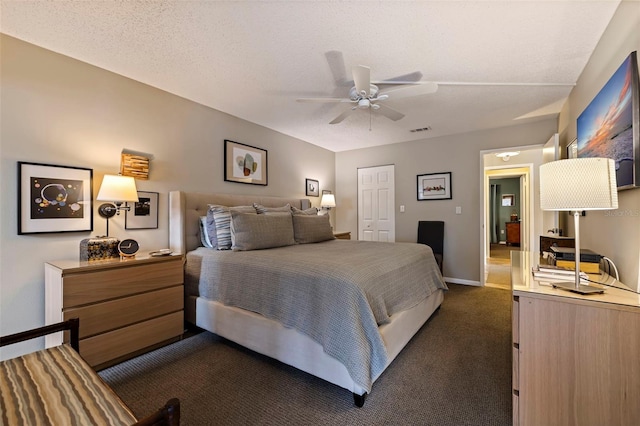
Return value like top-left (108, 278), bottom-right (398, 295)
top-left (358, 165), bottom-right (395, 242)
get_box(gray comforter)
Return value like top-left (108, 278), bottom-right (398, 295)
top-left (185, 239), bottom-right (447, 392)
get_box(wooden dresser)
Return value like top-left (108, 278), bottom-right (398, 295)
top-left (505, 221), bottom-right (520, 246)
top-left (333, 231), bottom-right (351, 240)
top-left (45, 254), bottom-right (184, 369)
top-left (511, 251), bottom-right (640, 425)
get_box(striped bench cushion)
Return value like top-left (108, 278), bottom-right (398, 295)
top-left (0, 344), bottom-right (136, 425)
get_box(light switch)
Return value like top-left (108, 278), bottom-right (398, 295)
top-left (400, 205), bottom-right (405, 213)
top-left (455, 206), bottom-right (462, 215)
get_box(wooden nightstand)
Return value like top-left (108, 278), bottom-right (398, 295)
top-left (45, 254), bottom-right (184, 369)
top-left (334, 232), bottom-right (351, 240)
top-left (505, 222), bottom-right (520, 246)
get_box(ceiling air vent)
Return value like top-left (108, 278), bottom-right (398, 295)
top-left (410, 126), bottom-right (432, 133)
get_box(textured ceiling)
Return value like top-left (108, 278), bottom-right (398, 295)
top-left (0, 1), bottom-right (622, 152)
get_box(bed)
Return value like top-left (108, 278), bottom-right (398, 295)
top-left (169, 191), bottom-right (447, 406)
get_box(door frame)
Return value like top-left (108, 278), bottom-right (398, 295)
top-left (480, 148), bottom-right (537, 287)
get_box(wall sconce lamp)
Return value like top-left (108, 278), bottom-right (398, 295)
top-left (495, 151), bottom-right (520, 162)
top-left (539, 158), bottom-right (618, 294)
top-left (319, 193), bottom-right (336, 215)
top-left (96, 174), bottom-right (138, 236)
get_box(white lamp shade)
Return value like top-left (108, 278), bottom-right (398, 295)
top-left (97, 174), bottom-right (139, 202)
top-left (539, 158), bottom-right (618, 211)
top-left (320, 193), bottom-right (336, 208)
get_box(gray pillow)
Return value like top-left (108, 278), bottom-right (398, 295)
top-left (291, 206), bottom-right (318, 215)
top-left (253, 203), bottom-right (291, 214)
top-left (230, 211), bottom-right (296, 251)
top-left (292, 214), bottom-right (335, 244)
top-left (208, 204), bottom-right (256, 250)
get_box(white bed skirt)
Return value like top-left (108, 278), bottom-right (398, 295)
top-left (192, 289), bottom-right (444, 396)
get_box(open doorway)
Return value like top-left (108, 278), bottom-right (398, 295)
top-left (485, 172), bottom-right (528, 289)
top-left (480, 136), bottom-right (558, 289)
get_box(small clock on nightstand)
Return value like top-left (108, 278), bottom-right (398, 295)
top-left (118, 239), bottom-right (139, 258)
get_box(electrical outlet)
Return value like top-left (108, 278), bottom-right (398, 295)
top-left (501, 230), bottom-right (505, 234)
top-left (400, 205), bottom-right (405, 213)
top-left (455, 206), bottom-right (462, 215)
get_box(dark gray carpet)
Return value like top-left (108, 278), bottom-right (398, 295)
top-left (100, 284), bottom-right (512, 425)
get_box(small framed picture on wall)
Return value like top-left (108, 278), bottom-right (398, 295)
top-left (306, 178), bottom-right (319, 197)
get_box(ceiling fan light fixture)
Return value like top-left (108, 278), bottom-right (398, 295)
top-left (358, 99), bottom-right (370, 109)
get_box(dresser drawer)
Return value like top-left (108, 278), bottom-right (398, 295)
top-left (64, 285), bottom-right (183, 338)
top-left (79, 311), bottom-right (183, 367)
top-left (63, 259), bottom-right (183, 307)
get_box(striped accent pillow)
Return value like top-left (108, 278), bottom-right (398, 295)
top-left (208, 204), bottom-right (256, 250)
top-left (199, 216), bottom-right (213, 248)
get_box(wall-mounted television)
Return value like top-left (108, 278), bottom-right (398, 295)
top-left (577, 51), bottom-right (640, 190)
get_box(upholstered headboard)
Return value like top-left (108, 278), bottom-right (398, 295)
top-left (169, 191), bottom-right (311, 254)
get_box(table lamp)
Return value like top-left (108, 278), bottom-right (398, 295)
top-left (539, 158), bottom-right (618, 294)
top-left (96, 174), bottom-right (139, 236)
top-left (319, 193), bottom-right (336, 215)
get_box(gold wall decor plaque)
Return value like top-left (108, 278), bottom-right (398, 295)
top-left (120, 153), bottom-right (149, 180)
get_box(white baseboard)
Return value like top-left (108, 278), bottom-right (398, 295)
top-left (443, 277), bottom-right (481, 286)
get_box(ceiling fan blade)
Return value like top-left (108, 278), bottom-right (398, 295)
top-left (376, 104), bottom-right (405, 121)
top-left (352, 65), bottom-right (371, 97)
top-left (378, 82), bottom-right (438, 100)
top-left (325, 51), bottom-right (350, 87)
top-left (329, 109), bottom-right (355, 124)
top-left (375, 71), bottom-right (423, 84)
top-left (296, 97), bottom-right (353, 103)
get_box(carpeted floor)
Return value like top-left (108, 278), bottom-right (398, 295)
top-left (100, 284), bottom-right (512, 425)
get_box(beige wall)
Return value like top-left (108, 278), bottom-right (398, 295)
top-left (557, 0), bottom-right (640, 290)
top-left (335, 119), bottom-right (558, 283)
top-left (0, 35), bottom-right (335, 359)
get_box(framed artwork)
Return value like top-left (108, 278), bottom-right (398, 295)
top-left (18, 162), bottom-right (93, 234)
top-left (224, 139), bottom-right (268, 185)
top-left (417, 172), bottom-right (452, 201)
top-left (502, 194), bottom-right (515, 207)
top-left (306, 178), bottom-right (319, 197)
top-left (322, 189), bottom-right (332, 195)
top-left (577, 51), bottom-right (639, 189)
top-left (125, 191), bottom-right (159, 229)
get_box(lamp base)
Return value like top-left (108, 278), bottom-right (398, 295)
top-left (98, 203), bottom-right (117, 218)
top-left (552, 282), bottom-right (605, 295)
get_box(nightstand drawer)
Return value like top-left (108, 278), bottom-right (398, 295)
top-left (63, 259), bottom-right (183, 307)
top-left (79, 311), bottom-right (183, 367)
top-left (64, 286), bottom-right (183, 338)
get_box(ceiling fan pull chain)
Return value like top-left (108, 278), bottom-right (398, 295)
top-left (369, 108), bottom-right (372, 131)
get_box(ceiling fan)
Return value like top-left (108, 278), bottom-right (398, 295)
top-left (296, 65), bottom-right (438, 124)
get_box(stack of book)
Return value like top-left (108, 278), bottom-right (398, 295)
top-left (550, 247), bottom-right (601, 273)
top-left (532, 264), bottom-right (589, 283)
